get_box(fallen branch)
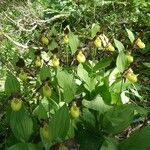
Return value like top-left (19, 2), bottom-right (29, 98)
top-left (37, 13), bottom-right (70, 23)
top-left (2, 31), bottom-right (28, 49)
top-left (0, 30), bottom-right (43, 50)
top-left (4, 12), bottom-right (38, 32)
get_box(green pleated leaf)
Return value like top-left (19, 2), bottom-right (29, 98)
top-left (126, 28), bottom-right (135, 44)
top-left (82, 108), bottom-right (95, 127)
top-left (103, 105), bottom-right (134, 134)
top-left (96, 77), bottom-right (112, 104)
top-left (40, 64), bottom-right (51, 81)
top-left (116, 51), bottom-right (128, 73)
top-left (32, 102), bottom-right (48, 120)
top-left (82, 95), bottom-right (112, 114)
top-left (114, 39), bottom-right (125, 52)
top-left (91, 23), bottom-right (100, 38)
top-left (7, 143), bottom-right (36, 150)
top-left (93, 58), bottom-right (112, 72)
top-left (77, 64), bottom-right (91, 86)
top-left (67, 121), bottom-right (75, 138)
top-left (75, 128), bottom-right (103, 150)
top-left (77, 64), bottom-right (97, 92)
top-left (5, 72), bottom-right (20, 96)
top-left (49, 104), bottom-right (70, 142)
top-left (10, 108), bottom-right (33, 142)
top-left (57, 70), bottom-right (76, 103)
top-left (69, 32), bottom-right (79, 54)
top-left (119, 125), bottom-right (150, 150)
top-left (100, 137), bottom-right (118, 150)
top-left (48, 39), bottom-right (58, 50)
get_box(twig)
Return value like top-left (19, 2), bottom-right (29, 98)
top-left (1, 31), bottom-right (28, 49)
top-left (0, 29), bottom-right (43, 50)
top-left (4, 12), bottom-right (37, 32)
top-left (37, 13), bottom-right (70, 23)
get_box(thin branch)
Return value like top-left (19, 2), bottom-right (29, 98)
top-left (37, 13), bottom-right (70, 23)
top-left (17, 23), bottom-right (38, 32)
top-left (2, 31), bottom-right (28, 49)
top-left (4, 12), bottom-right (38, 32)
top-left (0, 30), bottom-right (43, 50)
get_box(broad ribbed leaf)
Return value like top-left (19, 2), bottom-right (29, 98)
top-left (114, 39), bottom-right (125, 52)
top-left (40, 65), bottom-right (51, 81)
top-left (93, 58), bottom-right (112, 72)
top-left (48, 39), bottom-right (58, 50)
top-left (77, 64), bottom-right (90, 85)
top-left (69, 32), bottom-right (79, 54)
top-left (91, 23), bottom-right (100, 38)
top-left (116, 51), bottom-right (128, 73)
top-left (7, 143), bottom-right (36, 150)
top-left (119, 126), bottom-right (150, 150)
top-left (32, 103), bottom-right (47, 119)
top-left (5, 72), bottom-right (20, 96)
top-left (57, 70), bottom-right (76, 103)
top-left (103, 105), bottom-right (134, 134)
top-left (100, 137), bottom-right (118, 150)
top-left (75, 128), bottom-right (103, 150)
top-left (126, 28), bottom-right (135, 43)
top-left (10, 108), bottom-right (33, 142)
top-left (49, 104), bottom-right (70, 141)
top-left (82, 95), bottom-right (111, 114)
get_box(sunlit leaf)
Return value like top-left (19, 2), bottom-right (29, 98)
top-left (114, 39), bottom-right (125, 52)
top-left (126, 28), bottom-right (135, 43)
top-left (57, 70), bottom-right (76, 102)
top-left (116, 51), bottom-right (128, 73)
top-left (5, 72), bottom-right (20, 96)
top-left (91, 23), bottom-right (100, 38)
top-left (69, 32), bottom-right (79, 54)
top-left (82, 95), bottom-right (112, 114)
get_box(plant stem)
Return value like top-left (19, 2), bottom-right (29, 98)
top-left (116, 78), bottom-right (124, 105)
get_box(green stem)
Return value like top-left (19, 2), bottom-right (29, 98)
top-left (93, 1), bottom-right (96, 22)
top-left (50, 98), bottom-right (59, 109)
top-left (116, 78), bottom-right (124, 105)
top-left (65, 45), bottom-right (69, 65)
top-left (48, 100), bottom-right (51, 119)
top-left (92, 48), bottom-right (97, 63)
top-left (57, 85), bottom-right (61, 103)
